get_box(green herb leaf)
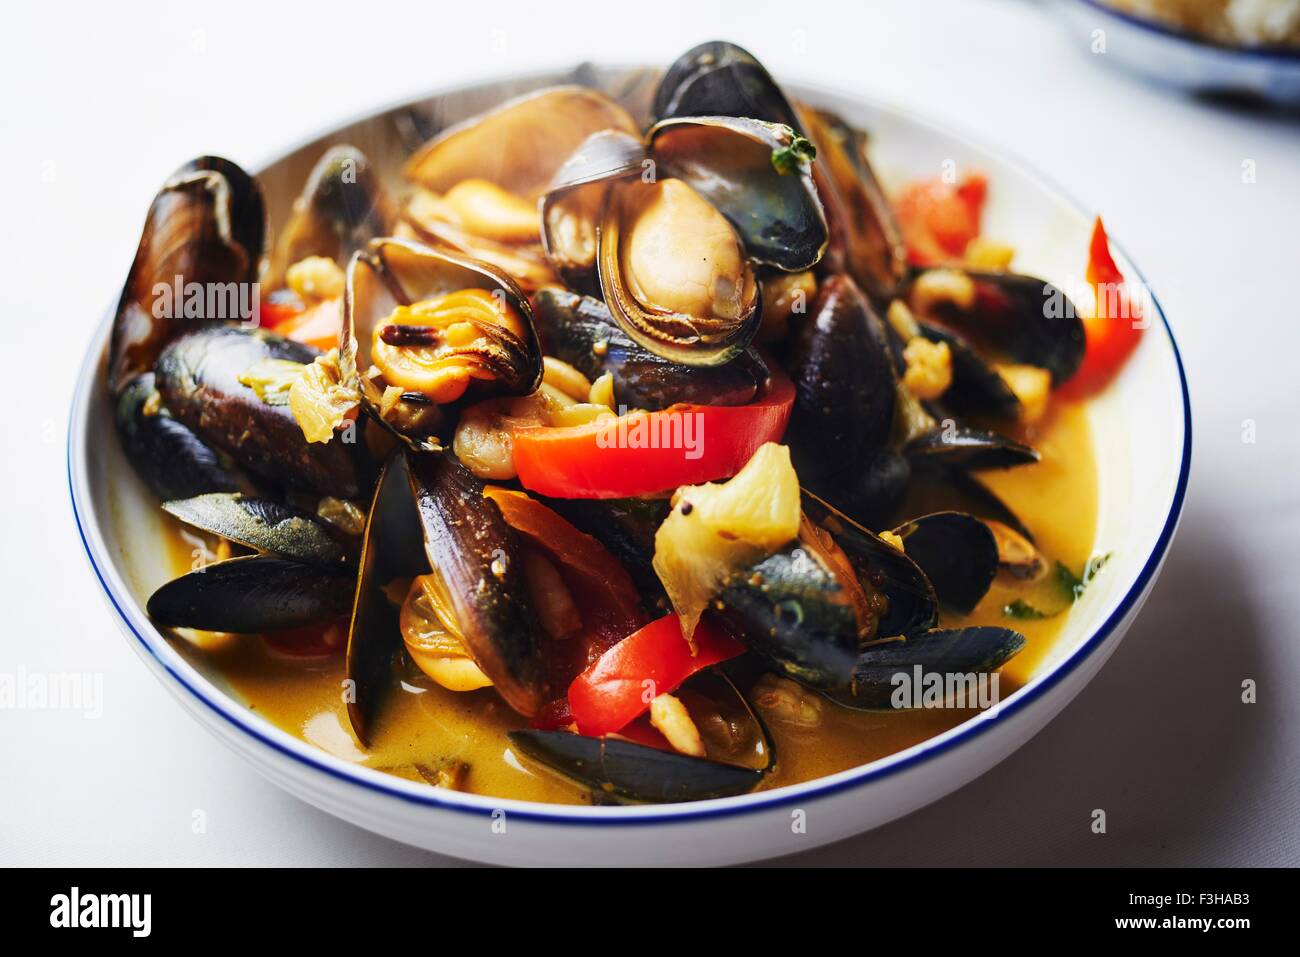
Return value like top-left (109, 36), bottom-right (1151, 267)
top-left (1003, 599), bottom-right (1049, 621)
top-left (771, 133), bottom-right (816, 175)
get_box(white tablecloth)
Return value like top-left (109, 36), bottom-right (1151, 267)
top-left (4, 0), bottom-right (1298, 866)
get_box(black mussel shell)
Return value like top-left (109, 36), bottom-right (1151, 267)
top-left (718, 537), bottom-right (860, 690)
top-left (154, 326), bottom-right (365, 498)
top-left (891, 511), bottom-right (998, 614)
top-left (653, 40), bottom-right (802, 129)
top-left (804, 493), bottom-right (939, 640)
top-left (719, 492), bottom-right (939, 691)
top-left (344, 453), bottom-right (427, 745)
top-left (916, 321), bottom-right (1021, 416)
top-left (508, 730), bottom-right (763, 804)
top-left (907, 269), bottom-right (1086, 385)
top-left (904, 423), bottom-right (1039, 471)
top-left (826, 626), bottom-right (1026, 711)
top-left (162, 493), bottom-right (348, 567)
top-left (267, 145), bottom-right (393, 285)
top-left (109, 157), bottom-right (265, 394)
top-left (532, 288), bottom-right (769, 411)
top-left (648, 116), bottom-right (827, 273)
top-left (800, 108), bottom-right (907, 307)
top-left (406, 451), bottom-right (547, 716)
top-left (787, 273), bottom-right (897, 481)
top-left (115, 372), bottom-right (246, 501)
top-left (803, 448), bottom-right (911, 533)
top-left (147, 555), bottom-right (353, 632)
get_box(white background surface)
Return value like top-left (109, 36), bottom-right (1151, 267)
top-left (3, 0), bottom-right (1298, 866)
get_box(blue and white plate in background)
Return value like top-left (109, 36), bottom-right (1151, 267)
top-left (1058, 0), bottom-right (1300, 105)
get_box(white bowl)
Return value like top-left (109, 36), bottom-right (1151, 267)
top-left (69, 67), bottom-right (1191, 867)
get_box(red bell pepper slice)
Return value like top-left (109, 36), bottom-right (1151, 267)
top-left (258, 295), bottom-right (305, 330)
top-left (567, 613), bottom-right (745, 736)
top-left (512, 365), bottom-right (794, 499)
top-left (894, 171), bottom-right (987, 266)
top-left (1059, 217), bottom-right (1144, 399)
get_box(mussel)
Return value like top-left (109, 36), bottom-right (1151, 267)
top-left (532, 288), bottom-right (770, 411)
top-left (539, 129), bottom-right (644, 293)
top-left (653, 40), bottom-right (803, 129)
top-left (402, 87), bottom-right (640, 293)
top-left (266, 145), bottom-right (393, 286)
top-left (647, 116), bottom-right (827, 273)
top-left (405, 86), bottom-right (639, 199)
top-left (344, 451), bottom-right (547, 744)
top-left (890, 511), bottom-right (998, 615)
top-left (824, 626), bottom-right (1026, 711)
top-left (147, 492), bottom-right (354, 633)
top-left (905, 267), bottom-right (1087, 396)
top-left (509, 670), bottom-right (773, 803)
top-left (340, 237), bottom-right (543, 450)
top-left (799, 107), bottom-right (908, 306)
top-left (114, 372), bottom-right (247, 502)
top-left (154, 325), bottom-right (365, 498)
top-left (787, 273), bottom-right (897, 479)
top-left (538, 114), bottom-right (827, 367)
top-left (716, 491), bottom-right (1024, 708)
top-left (108, 156), bottom-right (265, 395)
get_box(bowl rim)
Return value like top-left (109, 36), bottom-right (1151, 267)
top-left (68, 72), bottom-right (1192, 827)
top-left (1067, 0), bottom-right (1300, 63)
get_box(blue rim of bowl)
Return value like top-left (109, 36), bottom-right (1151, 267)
top-left (67, 102), bottom-right (1192, 830)
top-left (1070, 0), bottom-right (1300, 63)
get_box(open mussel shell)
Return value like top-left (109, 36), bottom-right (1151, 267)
top-left (115, 372), bottom-right (247, 501)
top-left (162, 493), bottom-right (348, 567)
top-left (403, 208), bottom-right (559, 293)
top-left (509, 731), bottom-right (763, 804)
top-left (596, 175), bottom-right (761, 368)
top-left (825, 626), bottom-right (1026, 711)
top-left (647, 115), bottom-right (828, 273)
top-left (532, 288), bottom-right (770, 411)
top-left (786, 273), bottom-right (897, 481)
top-left (903, 423), bottom-right (1039, 471)
top-left (653, 40), bottom-right (802, 129)
top-left (803, 492), bottom-right (939, 640)
top-left (916, 321), bottom-right (1021, 416)
top-left (986, 519), bottom-right (1048, 581)
top-left (718, 533), bottom-right (859, 690)
top-left (266, 145), bottom-right (392, 286)
top-left (154, 326), bottom-right (365, 498)
top-left (147, 555), bottom-right (354, 633)
top-left (344, 450), bottom-right (547, 745)
top-left (109, 156), bottom-right (265, 394)
top-left (340, 237), bottom-right (542, 451)
top-left (539, 129), bottom-right (644, 292)
top-left (906, 269), bottom-right (1086, 385)
top-left (718, 492), bottom-right (938, 691)
top-left (407, 452), bottom-right (546, 713)
top-left (404, 86), bottom-right (639, 199)
top-left (508, 669), bottom-right (771, 803)
top-left (891, 511), bottom-right (998, 614)
top-left (799, 107), bottom-right (907, 307)
top-left (343, 453), bottom-right (426, 746)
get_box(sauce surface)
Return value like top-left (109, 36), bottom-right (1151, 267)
top-left (169, 401), bottom-right (1097, 805)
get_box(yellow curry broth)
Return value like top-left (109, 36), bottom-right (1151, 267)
top-left (164, 401), bottom-right (1096, 805)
